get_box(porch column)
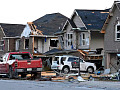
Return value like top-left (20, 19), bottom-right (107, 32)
top-left (106, 53), bottom-right (110, 69)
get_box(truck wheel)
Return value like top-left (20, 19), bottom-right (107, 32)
top-left (9, 66), bottom-right (13, 79)
top-left (87, 67), bottom-right (94, 73)
top-left (62, 67), bottom-right (70, 74)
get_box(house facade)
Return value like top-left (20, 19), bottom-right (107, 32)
top-left (101, 1), bottom-right (120, 73)
top-left (59, 9), bottom-right (109, 51)
top-left (0, 23), bottom-right (25, 57)
top-left (56, 9), bottom-right (109, 69)
top-left (20, 13), bottom-right (68, 56)
top-left (22, 22), bottom-right (59, 55)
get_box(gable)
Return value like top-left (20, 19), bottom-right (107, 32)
top-left (71, 11), bottom-right (86, 28)
top-left (21, 24), bottom-right (31, 37)
top-left (27, 22), bottom-right (43, 35)
top-left (62, 19), bottom-right (77, 31)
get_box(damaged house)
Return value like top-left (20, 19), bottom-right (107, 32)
top-left (21, 13), bottom-right (68, 56)
top-left (0, 13), bottom-right (68, 57)
top-left (101, 1), bottom-right (120, 73)
top-left (0, 23), bottom-right (25, 56)
top-left (56, 9), bottom-right (109, 69)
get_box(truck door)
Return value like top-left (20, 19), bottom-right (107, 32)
top-left (0, 54), bottom-right (9, 74)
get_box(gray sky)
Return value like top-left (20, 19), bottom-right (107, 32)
top-left (0, 0), bottom-right (115, 24)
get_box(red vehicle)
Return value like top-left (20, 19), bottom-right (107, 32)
top-left (0, 52), bottom-right (42, 78)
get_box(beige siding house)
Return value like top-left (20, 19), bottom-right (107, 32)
top-left (57, 9), bottom-right (109, 69)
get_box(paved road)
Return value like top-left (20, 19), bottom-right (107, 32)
top-left (0, 79), bottom-right (120, 90)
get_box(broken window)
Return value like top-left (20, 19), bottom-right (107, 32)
top-left (25, 39), bottom-right (29, 49)
top-left (50, 39), bottom-right (58, 47)
top-left (115, 25), bottom-right (120, 41)
top-left (0, 40), bottom-right (5, 51)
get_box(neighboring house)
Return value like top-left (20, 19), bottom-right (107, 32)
top-left (56, 9), bottom-right (109, 69)
top-left (0, 23), bottom-right (25, 56)
top-left (101, 1), bottom-right (120, 73)
top-left (21, 13), bottom-right (68, 56)
top-left (58, 9), bottom-right (109, 51)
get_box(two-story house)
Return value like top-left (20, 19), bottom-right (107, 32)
top-left (101, 1), bottom-right (120, 73)
top-left (57, 9), bottom-right (109, 69)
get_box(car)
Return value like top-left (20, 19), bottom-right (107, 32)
top-left (51, 55), bottom-right (96, 74)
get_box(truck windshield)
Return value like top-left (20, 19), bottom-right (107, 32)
top-left (9, 53), bottom-right (31, 60)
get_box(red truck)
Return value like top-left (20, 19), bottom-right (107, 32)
top-left (0, 52), bottom-right (42, 78)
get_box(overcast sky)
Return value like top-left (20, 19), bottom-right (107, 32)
top-left (0, 0), bottom-right (116, 24)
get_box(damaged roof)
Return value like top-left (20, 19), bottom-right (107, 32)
top-left (33, 13), bottom-right (68, 35)
top-left (0, 23), bottom-right (25, 37)
top-left (75, 9), bottom-right (109, 30)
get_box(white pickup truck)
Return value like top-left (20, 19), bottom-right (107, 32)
top-left (51, 55), bottom-right (96, 74)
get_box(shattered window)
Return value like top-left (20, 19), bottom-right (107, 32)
top-left (50, 39), bottom-right (58, 47)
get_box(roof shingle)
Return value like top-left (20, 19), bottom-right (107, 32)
top-left (76, 9), bottom-right (109, 30)
top-left (33, 13), bottom-right (68, 35)
top-left (0, 23), bottom-right (25, 37)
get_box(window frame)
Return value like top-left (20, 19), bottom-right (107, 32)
top-left (66, 33), bottom-right (73, 46)
top-left (115, 24), bottom-right (120, 41)
top-left (80, 33), bottom-right (86, 46)
top-left (0, 40), bottom-right (5, 51)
